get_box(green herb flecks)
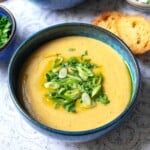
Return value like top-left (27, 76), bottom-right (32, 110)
top-left (0, 16), bottom-right (12, 48)
top-left (147, 0), bottom-right (150, 4)
top-left (68, 48), bottom-right (76, 51)
top-left (136, 0), bottom-right (150, 4)
top-left (81, 50), bottom-right (88, 59)
top-left (44, 52), bottom-right (110, 113)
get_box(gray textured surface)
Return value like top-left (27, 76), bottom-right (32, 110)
top-left (0, 0), bottom-right (150, 149)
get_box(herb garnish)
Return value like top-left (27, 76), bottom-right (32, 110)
top-left (0, 16), bottom-right (12, 48)
top-left (44, 52), bottom-right (110, 113)
top-left (136, 0), bottom-right (150, 4)
top-left (81, 50), bottom-right (88, 58)
top-left (68, 48), bottom-right (76, 51)
top-left (147, 0), bottom-right (150, 4)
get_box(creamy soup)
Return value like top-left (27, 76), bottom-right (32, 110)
top-left (19, 36), bottom-right (131, 131)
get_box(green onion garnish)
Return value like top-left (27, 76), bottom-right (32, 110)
top-left (0, 16), bottom-right (12, 48)
top-left (44, 51), bottom-right (110, 113)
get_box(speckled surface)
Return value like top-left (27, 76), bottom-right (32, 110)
top-left (0, 0), bottom-right (150, 149)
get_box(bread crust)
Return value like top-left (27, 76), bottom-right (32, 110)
top-left (116, 15), bottom-right (150, 54)
top-left (92, 11), bottom-right (150, 54)
top-left (92, 11), bottom-right (122, 36)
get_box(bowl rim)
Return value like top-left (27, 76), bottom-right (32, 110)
top-left (126, 0), bottom-right (150, 8)
top-left (8, 23), bottom-right (141, 136)
top-left (0, 5), bottom-right (16, 52)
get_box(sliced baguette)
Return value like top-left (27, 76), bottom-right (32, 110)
top-left (116, 15), bottom-right (150, 54)
top-left (92, 11), bottom-right (150, 54)
top-left (92, 11), bottom-right (122, 36)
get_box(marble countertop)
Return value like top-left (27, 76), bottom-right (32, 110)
top-left (0, 0), bottom-right (150, 149)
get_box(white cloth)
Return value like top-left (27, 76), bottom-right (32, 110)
top-left (0, 0), bottom-right (150, 149)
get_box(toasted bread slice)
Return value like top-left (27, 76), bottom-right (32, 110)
top-left (117, 15), bottom-right (150, 54)
top-left (92, 11), bottom-right (150, 54)
top-left (92, 11), bottom-right (122, 36)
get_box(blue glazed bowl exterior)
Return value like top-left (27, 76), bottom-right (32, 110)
top-left (30, 0), bottom-right (86, 10)
top-left (8, 23), bottom-right (140, 143)
top-left (0, 6), bottom-right (16, 63)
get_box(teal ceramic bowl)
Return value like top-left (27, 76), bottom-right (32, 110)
top-left (29, 0), bottom-right (86, 10)
top-left (8, 23), bottom-right (140, 143)
top-left (0, 5), bottom-right (16, 63)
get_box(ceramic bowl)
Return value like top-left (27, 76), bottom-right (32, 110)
top-left (8, 23), bottom-right (140, 143)
top-left (29, 0), bottom-right (86, 10)
top-left (126, 0), bottom-right (150, 11)
top-left (0, 5), bottom-right (16, 63)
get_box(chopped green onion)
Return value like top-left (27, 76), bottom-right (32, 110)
top-left (96, 94), bottom-right (110, 105)
top-left (64, 89), bottom-right (81, 100)
top-left (59, 68), bottom-right (67, 78)
top-left (44, 82), bottom-right (60, 89)
top-left (91, 85), bottom-right (101, 97)
top-left (53, 56), bottom-right (63, 68)
top-left (44, 52), bottom-right (110, 113)
top-left (63, 101), bottom-right (76, 112)
top-left (81, 92), bottom-right (91, 107)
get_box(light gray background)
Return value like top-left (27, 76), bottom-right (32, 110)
top-left (0, 0), bottom-right (150, 149)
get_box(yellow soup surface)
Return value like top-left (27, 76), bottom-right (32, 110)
top-left (19, 36), bottom-right (131, 131)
